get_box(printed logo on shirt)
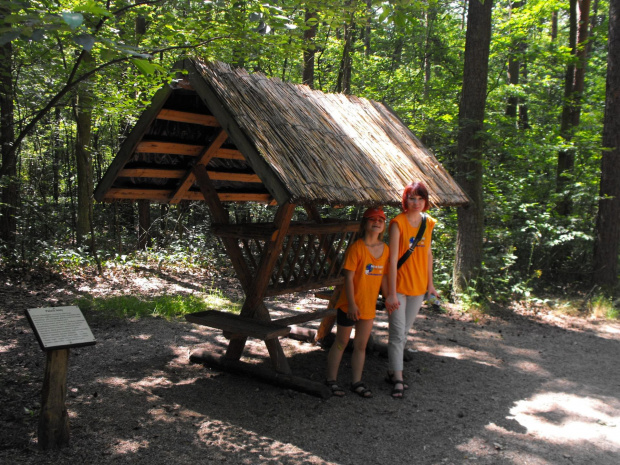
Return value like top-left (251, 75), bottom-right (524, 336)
top-left (365, 263), bottom-right (384, 276)
top-left (409, 236), bottom-right (425, 248)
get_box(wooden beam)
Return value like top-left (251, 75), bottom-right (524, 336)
top-left (135, 141), bottom-right (205, 156)
top-left (104, 188), bottom-right (271, 203)
top-left (169, 129), bottom-right (230, 204)
top-left (120, 168), bottom-right (187, 178)
top-left (157, 109), bottom-right (220, 127)
top-left (94, 85), bottom-right (172, 202)
top-left (184, 58), bottom-right (291, 205)
top-left (119, 168), bottom-right (260, 183)
top-left (216, 148), bottom-right (245, 160)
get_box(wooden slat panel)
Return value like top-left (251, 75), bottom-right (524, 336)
top-left (157, 109), bottom-right (220, 126)
top-left (184, 191), bottom-right (272, 203)
top-left (207, 171), bottom-right (260, 183)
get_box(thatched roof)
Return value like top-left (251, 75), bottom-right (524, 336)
top-left (95, 58), bottom-right (468, 208)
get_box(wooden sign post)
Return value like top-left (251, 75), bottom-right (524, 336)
top-left (25, 306), bottom-right (96, 450)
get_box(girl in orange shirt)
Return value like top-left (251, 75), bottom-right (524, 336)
top-left (326, 207), bottom-right (389, 398)
top-left (385, 182), bottom-right (438, 398)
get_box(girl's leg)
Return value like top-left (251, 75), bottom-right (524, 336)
top-left (351, 318), bottom-right (374, 384)
top-left (387, 293), bottom-right (408, 373)
top-left (326, 325), bottom-right (353, 381)
top-left (388, 294), bottom-right (423, 396)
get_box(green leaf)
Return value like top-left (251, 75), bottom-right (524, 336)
top-left (0, 30), bottom-right (20, 45)
top-left (75, 33), bottom-right (95, 51)
top-left (61, 12), bottom-right (84, 30)
top-left (132, 58), bottom-right (157, 75)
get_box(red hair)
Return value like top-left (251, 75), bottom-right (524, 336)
top-left (402, 181), bottom-right (430, 212)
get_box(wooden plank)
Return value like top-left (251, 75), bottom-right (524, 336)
top-left (265, 275), bottom-right (345, 297)
top-left (315, 290), bottom-right (334, 300)
top-left (185, 310), bottom-right (290, 340)
top-left (103, 188), bottom-right (272, 203)
top-left (211, 220), bottom-right (359, 239)
top-left (157, 109), bottom-right (220, 126)
top-left (207, 171), bottom-right (261, 183)
top-left (94, 85), bottom-right (172, 202)
top-left (135, 141), bottom-right (205, 156)
top-left (120, 168), bottom-right (187, 178)
top-left (215, 148), bottom-right (245, 160)
top-left (273, 308), bottom-right (336, 326)
top-left (188, 351), bottom-right (331, 399)
top-left (170, 129), bottom-right (229, 204)
top-left (120, 168), bottom-right (259, 183)
top-left (185, 58), bottom-right (291, 205)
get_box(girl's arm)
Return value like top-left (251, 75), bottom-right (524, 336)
top-left (426, 239), bottom-right (438, 297)
top-left (385, 223), bottom-right (401, 314)
top-left (343, 269), bottom-right (360, 320)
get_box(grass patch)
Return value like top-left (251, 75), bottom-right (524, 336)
top-left (75, 288), bottom-right (241, 320)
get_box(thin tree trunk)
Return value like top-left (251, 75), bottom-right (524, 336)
top-left (336, 4), bottom-right (355, 94)
top-left (74, 85), bottom-right (94, 247)
top-left (557, 0), bottom-right (591, 215)
top-left (592, 0), bottom-right (620, 290)
top-left (302, 8), bottom-right (318, 88)
top-left (138, 199), bottom-right (151, 250)
top-left (452, 0), bottom-right (494, 295)
top-left (0, 12), bottom-right (17, 247)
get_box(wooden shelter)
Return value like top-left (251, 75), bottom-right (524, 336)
top-left (95, 58), bottom-right (468, 397)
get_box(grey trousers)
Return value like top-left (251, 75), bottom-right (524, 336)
top-left (388, 293), bottom-right (424, 372)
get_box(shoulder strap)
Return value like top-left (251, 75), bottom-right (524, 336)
top-left (396, 214), bottom-right (427, 270)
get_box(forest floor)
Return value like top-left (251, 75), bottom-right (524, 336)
top-left (1, 265), bottom-right (619, 465)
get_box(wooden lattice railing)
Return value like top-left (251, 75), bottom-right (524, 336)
top-left (212, 220), bottom-right (359, 296)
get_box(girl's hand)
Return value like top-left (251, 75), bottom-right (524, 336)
top-left (385, 294), bottom-right (400, 314)
top-left (347, 303), bottom-right (360, 321)
top-left (427, 284), bottom-right (439, 298)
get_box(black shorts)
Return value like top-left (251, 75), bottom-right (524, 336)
top-left (336, 308), bottom-right (355, 327)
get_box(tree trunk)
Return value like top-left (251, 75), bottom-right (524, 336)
top-left (74, 85), bottom-right (94, 247)
top-left (557, 0), bottom-right (591, 215)
top-left (336, 7), bottom-right (355, 94)
top-left (592, 0), bottom-right (620, 290)
top-left (0, 13), bottom-right (17, 247)
top-left (452, 0), bottom-right (494, 295)
top-left (302, 8), bottom-right (318, 88)
top-left (138, 199), bottom-right (151, 250)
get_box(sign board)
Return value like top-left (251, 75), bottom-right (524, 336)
top-left (26, 306), bottom-right (96, 351)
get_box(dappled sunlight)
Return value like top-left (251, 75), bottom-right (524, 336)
top-left (508, 392), bottom-right (620, 445)
top-left (130, 334), bottom-right (152, 340)
top-left (110, 438), bottom-right (150, 455)
top-left (196, 419), bottom-right (335, 464)
top-left (511, 360), bottom-right (552, 377)
top-left (419, 342), bottom-right (504, 368)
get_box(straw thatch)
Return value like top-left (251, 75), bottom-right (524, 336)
top-left (94, 58), bottom-right (468, 208)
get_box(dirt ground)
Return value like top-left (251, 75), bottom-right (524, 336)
top-left (1, 266), bottom-right (619, 465)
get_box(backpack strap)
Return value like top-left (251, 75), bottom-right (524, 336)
top-left (396, 213), bottom-right (427, 270)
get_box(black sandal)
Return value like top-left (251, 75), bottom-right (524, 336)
top-left (391, 381), bottom-right (404, 399)
top-left (385, 371), bottom-right (409, 390)
top-left (350, 381), bottom-right (373, 398)
top-left (326, 379), bottom-right (345, 397)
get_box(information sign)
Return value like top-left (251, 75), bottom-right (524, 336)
top-left (25, 306), bottom-right (96, 351)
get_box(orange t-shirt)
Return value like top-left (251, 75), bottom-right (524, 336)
top-left (335, 239), bottom-right (389, 320)
top-left (390, 212), bottom-right (436, 296)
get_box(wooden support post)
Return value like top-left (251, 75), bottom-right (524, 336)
top-left (227, 203), bottom-right (296, 372)
top-left (38, 349), bottom-right (70, 449)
